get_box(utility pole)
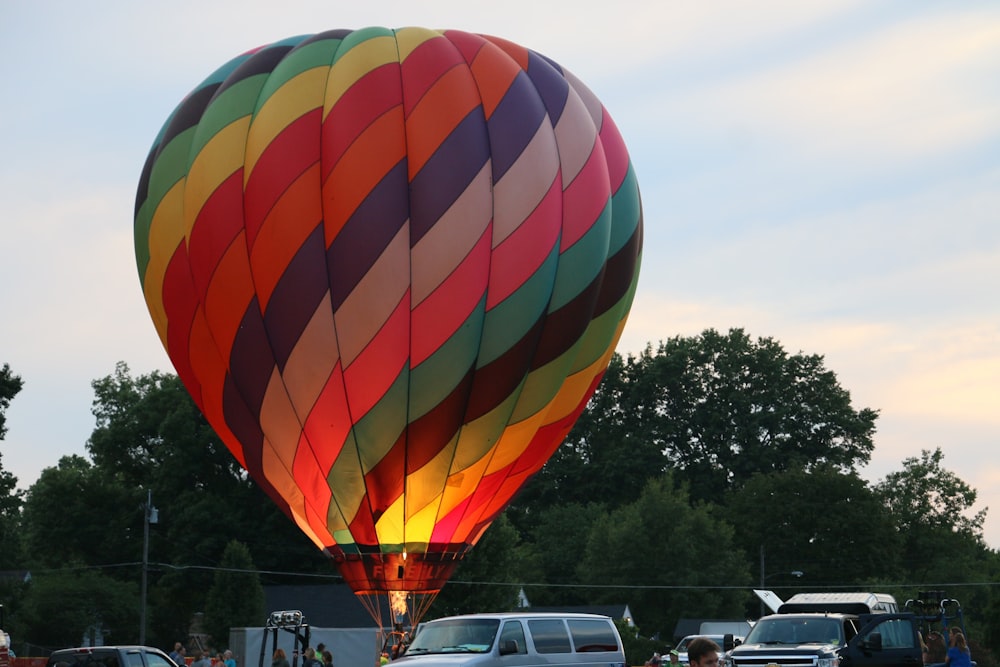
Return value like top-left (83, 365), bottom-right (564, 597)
top-left (140, 490), bottom-right (158, 644)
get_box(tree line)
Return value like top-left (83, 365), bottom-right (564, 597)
top-left (0, 329), bottom-right (997, 664)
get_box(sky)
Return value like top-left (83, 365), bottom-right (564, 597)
top-left (2, 2), bottom-right (998, 546)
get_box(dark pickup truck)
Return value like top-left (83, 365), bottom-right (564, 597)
top-left (725, 612), bottom-right (923, 667)
top-left (45, 646), bottom-right (180, 667)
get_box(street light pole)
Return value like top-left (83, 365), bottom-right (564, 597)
top-left (140, 490), bottom-right (158, 645)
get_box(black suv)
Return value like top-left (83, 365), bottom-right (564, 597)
top-left (46, 646), bottom-right (180, 667)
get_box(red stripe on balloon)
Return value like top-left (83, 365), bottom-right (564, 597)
top-left (560, 143), bottom-right (611, 251)
top-left (479, 35), bottom-right (531, 72)
top-left (321, 108), bottom-right (407, 245)
top-left (321, 62), bottom-right (402, 179)
top-left (162, 243), bottom-right (201, 406)
top-left (299, 360), bottom-right (352, 474)
top-left (410, 224), bottom-right (490, 366)
top-left (399, 35), bottom-right (467, 118)
top-left (202, 232), bottom-right (256, 366)
top-left (486, 175), bottom-right (561, 310)
top-left (341, 290), bottom-right (411, 419)
top-left (363, 429), bottom-right (406, 522)
top-left (598, 110), bottom-right (631, 192)
top-left (244, 109), bottom-right (321, 248)
top-left (250, 163), bottom-right (323, 312)
top-left (187, 171), bottom-right (245, 304)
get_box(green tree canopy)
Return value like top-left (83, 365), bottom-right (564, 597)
top-left (725, 466), bottom-right (902, 591)
top-left (874, 448), bottom-right (988, 582)
top-left (513, 329), bottom-right (879, 515)
top-left (204, 540), bottom-right (265, 647)
top-left (19, 569), bottom-right (139, 649)
top-left (578, 476), bottom-right (750, 638)
top-left (431, 513), bottom-right (523, 617)
top-left (0, 362), bottom-right (25, 568)
top-left (20, 455), bottom-right (140, 569)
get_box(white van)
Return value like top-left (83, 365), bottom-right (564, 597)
top-left (392, 612), bottom-right (627, 667)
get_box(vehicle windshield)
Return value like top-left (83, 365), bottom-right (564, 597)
top-left (744, 618), bottom-right (843, 646)
top-left (406, 619), bottom-right (500, 654)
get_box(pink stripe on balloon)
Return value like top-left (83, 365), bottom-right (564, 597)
top-left (342, 290), bottom-right (410, 418)
top-left (411, 226), bottom-right (491, 366)
top-left (560, 143), bottom-right (611, 251)
top-left (486, 175), bottom-right (561, 310)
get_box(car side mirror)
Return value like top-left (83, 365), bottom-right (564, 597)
top-left (499, 640), bottom-right (519, 656)
top-left (724, 635), bottom-right (735, 652)
top-left (864, 633), bottom-right (883, 651)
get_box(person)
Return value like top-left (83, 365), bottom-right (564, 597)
top-left (191, 650), bottom-right (212, 667)
top-left (272, 649), bottom-right (291, 667)
top-left (301, 648), bottom-right (320, 667)
top-left (924, 631), bottom-right (947, 665)
top-left (645, 652), bottom-right (662, 666)
top-left (944, 628), bottom-right (971, 667)
top-left (223, 650), bottom-right (237, 667)
top-left (687, 637), bottom-right (721, 667)
top-left (669, 650), bottom-right (681, 666)
top-left (169, 643), bottom-right (185, 665)
top-left (321, 649), bottom-right (333, 667)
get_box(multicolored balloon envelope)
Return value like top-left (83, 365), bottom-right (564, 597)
top-left (134, 26), bottom-right (642, 619)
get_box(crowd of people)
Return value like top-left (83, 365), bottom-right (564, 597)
top-left (167, 642), bottom-right (331, 667)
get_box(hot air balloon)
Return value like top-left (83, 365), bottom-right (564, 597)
top-left (134, 26), bottom-right (642, 626)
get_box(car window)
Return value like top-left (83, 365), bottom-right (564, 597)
top-left (145, 655), bottom-right (175, 667)
top-left (527, 619), bottom-right (572, 654)
top-left (499, 621), bottom-right (528, 655)
top-left (863, 619), bottom-right (915, 649)
top-left (568, 619), bottom-right (620, 652)
top-left (125, 653), bottom-right (144, 667)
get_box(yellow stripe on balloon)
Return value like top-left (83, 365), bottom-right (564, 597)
top-left (393, 26), bottom-right (442, 62)
top-left (375, 495), bottom-right (405, 546)
top-left (321, 36), bottom-right (401, 120)
top-left (143, 181), bottom-right (188, 339)
top-left (183, 118), bottom-right (251, 235)
top-left (438, 454), bottom-right (491, 523)
top-left (399, 492), bottom-right (441, 544)
top-left (244, 68), bottom-right (329, 176)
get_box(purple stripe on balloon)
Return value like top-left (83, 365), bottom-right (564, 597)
top-left (215, 45), bottom-right (294, 98)
top-left (409, 108), bottom-right (491, 245)
top-left (155, 83), bottom-right (219, 168)
top-left (262, 225), bottom-right (329, 370)
top-left (485, 71), bottom-right (547, 183)
top-left (327, 159), bottom-right (410, 311)
top-left (530, 271), bottom-right (603, 370)
top-left (523, 50), bottom-right (570, 126)
top-left (222, 372), bottom-right (265, 478)
top-left (594, 223), bottom-right (642, 316)
top-left (228, 297), bottom-right (275, 415)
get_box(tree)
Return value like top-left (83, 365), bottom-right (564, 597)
top-left (204, 540), bottom-right (265, 647)
top-left (430, 513), bottom-right (524, 617)
top-left (19, 569), bottom-right (139, 648)
top-left (512, 329), bottom-right (879, 514)
top-left (20, 455), bottom-right (141, 570)
top-left (874, 448), bottom-right (987, 581)
top-left (0, 363), bottom-right (25, 569)
top-left (725, 466), bottom-right (902, 592)
top-left (0, 363), bottom-right (24, 440)
top-left (577, 476), bottom-right (750, 638)
top-left (648, 329), bottom-right (878, 503)
top-left (516, 502), bottom-right (606, 607)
